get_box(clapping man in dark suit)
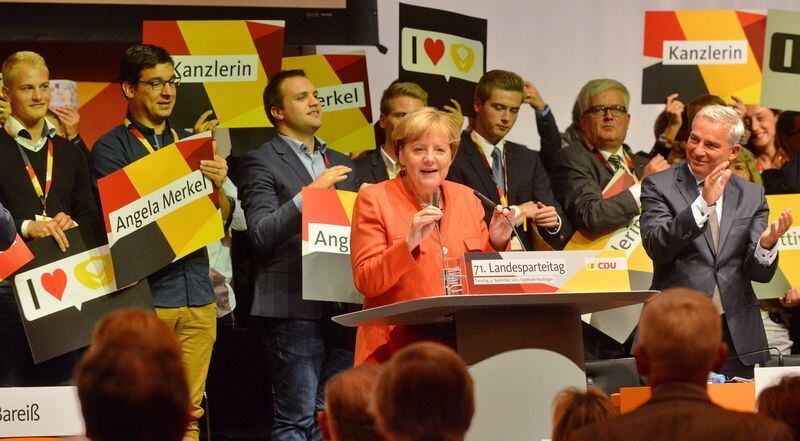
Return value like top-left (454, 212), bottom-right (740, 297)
top-left (238, 69), bottom-right (360, 441)
top-left (640, 105), bottom-right (792, 378)
top-left (571, 289), bottom-right (793, 441)
top-left (447, 70), bottom-right (570, 250)
top-left (551, 79), bottom-right (669, 236)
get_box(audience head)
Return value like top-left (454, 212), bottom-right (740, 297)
top-left (776, 110), bottom-right (800, 158)
top-left (373, 342), bottom-right (474, 441)
top-left (75, 309), bottom-right (190, 441)
top-left (262, 69), bottom-right (321, 136)
top-left (473, 69), bottom-right (525, 144)
top-left (1, 51), bottom-right (50, 127)
top-left (319, 364), bottom-right (385, 441)
top-left (729, 146), bottom-right (762, 186)
top-left (745, 105), bottom-right (779, 153)
top-left (634, 288), bottom-right (726, 387)
top-left (379, 82), bottom-right (428, 155)
top-left (757, 375), bottom-right (800, 439)
top-left (686, 104), bottom-right (742, 179)
top-left (551, 387), bottom-right (617, 441)
top-left (577, 79), bottom-right (630, 151)
top-left (393, 107), bottom-right (460, 199)
top-left (687, 94), bottom-right (726, 126)
top-left (119, 44), bottom-right (177, 127)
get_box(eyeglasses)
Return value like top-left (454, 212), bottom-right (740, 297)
top-left (584, 105), bottom-right (627, 118)
top-left (138, 77), bottom-right (180, 90)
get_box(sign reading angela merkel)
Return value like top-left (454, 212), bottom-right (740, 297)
top-left (301, 187), bottom-right (361, 304)
top-left (97, 132), bottom-right (224, 287)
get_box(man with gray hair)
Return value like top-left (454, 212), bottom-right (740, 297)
top-left (551, 79), bottom-right (669, 237)
top-left (571, 289), bottom-right (793, 441)
top-left (641, 104), bottom-right (793, 378)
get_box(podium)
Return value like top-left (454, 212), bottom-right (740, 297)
top-left (333, 290), bottom-right (656, 441)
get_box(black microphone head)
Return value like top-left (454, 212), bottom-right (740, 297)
top-left (473, 190), bottom-right (496, 210)
top-left (432, 191), bottom-right (440, 208)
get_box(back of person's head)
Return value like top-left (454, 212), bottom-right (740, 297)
top-left (75, 309), bottom-right (189, 441)
top-left (1, 51), bottom-right (48, 88)
top-left (758, 375), bottom-right (800, 439)
top-left (320, 364), bottom-right (385, 441)
top-left (474, 69), bottom-right (524, 103)
top-left (635, 289), bottom-right (726, 386)
top-left (262, 68), bottom-right (308, 125)
top-left (373, 342), bottom-right (474, 441)
top-left (576, 79), bottom-right (629, 115)
top-left (687, 94), bottom-right (726, 124)
top-left (119, 44), bottom-right (173, 86)
top-left (380, 82), bottom-right (428, 116)
top-left (551, 387), bottom-right (617, 441)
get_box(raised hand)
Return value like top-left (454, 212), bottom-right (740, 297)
top-left (760, 208), bottom-right (793, 250)
top-left (406, 205), bottom-right (443, 251)
top-left (309, 165), bottom-right (351, 189)
top-left (700, 161), bottom-right (731, 206)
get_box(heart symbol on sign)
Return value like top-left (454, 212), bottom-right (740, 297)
top-left (450, 44), bottom-right (475, 73)
top-left (41, 269), bottom-right (67, 301)
top-left (424, 38), bottom-right (445, 66)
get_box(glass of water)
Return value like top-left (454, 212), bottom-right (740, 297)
top-left (442, 256), bottom-right (466, 296)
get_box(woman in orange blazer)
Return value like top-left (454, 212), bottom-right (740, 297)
top-left (350, 108), bottom-right (522, 364)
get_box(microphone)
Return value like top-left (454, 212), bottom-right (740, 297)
top-left (431, 190), bottom-right (448, 295)
top-left (726, 346), bottom-right (784, 367)
top-left (473, 190), bottom-right (527, 251)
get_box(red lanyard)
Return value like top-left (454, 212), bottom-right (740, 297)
top-left (6, 125), bottom-right (53, 215)
top-left (125, 118), bottom-right (179, 154)
top-left (470, 132), bottom-right (509, 206)
top-left (589, 144), bottom-right (635, 174)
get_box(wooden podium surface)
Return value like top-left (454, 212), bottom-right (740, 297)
top-left (332, 290), bottom-right (657, 327)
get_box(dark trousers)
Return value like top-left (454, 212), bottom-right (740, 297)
top-left (259, 317), bottom-right (355, 441)
top-left (0, 284), bottom-right (79, 387)
top-left (719, 314), bottom-right (756, 379)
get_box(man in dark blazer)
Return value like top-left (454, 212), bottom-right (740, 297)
top-left (641, 105), bottom-right (792, 377)
top-left (550, 79), bottom-right (668, 236)
top-left (238, 69), bottom-right (360, 441)
top-left (355, 82), bottom-right (427, 184)
top-left (447, 70), bottom-right (570, 250)
top-left (572, 288), bottom-right (793, 441)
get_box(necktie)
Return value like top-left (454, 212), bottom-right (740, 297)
top-left (491, 147), bottom-right (505, 194)
top-left (607, 154), bottom-right (623, 172)
top-left (708, 208), bottom-right (725, 314)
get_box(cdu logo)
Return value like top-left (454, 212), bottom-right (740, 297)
top-left (769, 33), bottom-right (800, 74)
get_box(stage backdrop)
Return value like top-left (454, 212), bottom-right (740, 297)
top-left (319, 0), bottom-right (800, 154)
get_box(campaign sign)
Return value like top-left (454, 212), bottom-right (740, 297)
top-left (143, 19), bottom-right (285, 129)
top-left (0, 234), bottom-right (33, 281)
top-left (0, 386), bottom-right (84, 437)
top-left (761, 10), bottom-right (800, 112)
top-left (642, 10), bottom-right (766, 104)
top-left (301, 187), bottom-right (361, 304)
top-left (281, 52), bottom-right (375, 153)
top-left (97, 132), bottom-right (223, 287)
top-left (12, 222), bottom-right (153, 363)
top-left (399, 3), bottom-right (487, 118)
top-left (753, 194), bottom-right (800, 299)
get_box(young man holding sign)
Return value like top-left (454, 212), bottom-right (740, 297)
top-left (91, 44), bottom-right (229, 441)
top-left (238, 69), bottom-right (361, 441)
top-left (0, 51), bottom-right (98, 386)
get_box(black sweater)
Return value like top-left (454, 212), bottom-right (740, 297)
top-left (0, 129), bottom-right (98, 235)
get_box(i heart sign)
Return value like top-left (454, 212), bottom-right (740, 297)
top-left (41, 269), bottom-right (67, 301)
top-left (424, 38), bottom-right (445, 65)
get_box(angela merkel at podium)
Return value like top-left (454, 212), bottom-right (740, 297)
top-left (350, 107), bottom-right (523, 364)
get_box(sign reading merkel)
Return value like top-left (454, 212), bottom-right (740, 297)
top-left (97, 132), bottom-right (224, 287)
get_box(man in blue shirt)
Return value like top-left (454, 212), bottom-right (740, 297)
top-left (91, 44), bottom-right (229, 441)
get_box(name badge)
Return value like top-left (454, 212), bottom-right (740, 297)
top-left (35, 214), bottom-right (52, 222)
